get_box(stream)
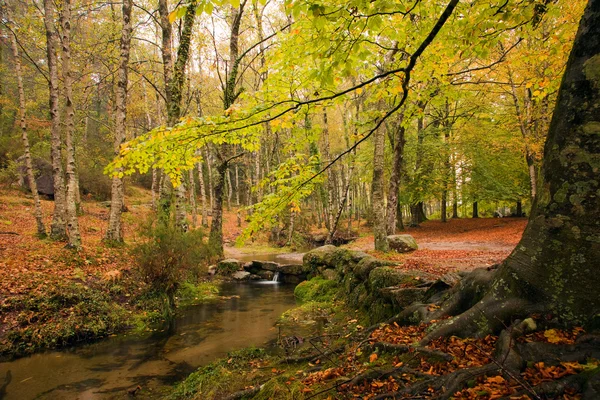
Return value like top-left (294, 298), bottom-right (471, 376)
top-left (0, 280), bottom-right (298, 399)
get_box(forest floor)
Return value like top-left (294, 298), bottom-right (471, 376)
top-left (351, 218), bottom-right (527, 277)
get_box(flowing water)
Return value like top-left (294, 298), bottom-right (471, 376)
top-left (0, 282), bottom-right (298, 399)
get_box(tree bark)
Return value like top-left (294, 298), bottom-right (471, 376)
top-left (210, 2), bottom-right (247, 256)
top-left (386, 114), bottom-right (406, 235)
top-left (43, 0), bottom-right (67, 240)
top-left (60, 0), bottom-right (81, 249)
top-left (372, 124), bottom-right (389, 252)
top-left (472, 201), bottom-right (479, 218)
top-left (429, 2), bottom-right (600, 337)
top-left (105, 0), bottom-right (133, 243)
top-left (7, 12), bottom-right (46, 237)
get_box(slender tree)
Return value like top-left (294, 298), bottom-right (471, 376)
top-left (4, 2), bottom-right (46, 237)
top-left (43, 0), bottom-right (67, 240)
top-left (105, 0), bottom-right (133, 243)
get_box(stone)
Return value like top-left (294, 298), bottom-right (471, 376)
top-left (232, 271), bottom-right (251, 280)
top-left (280, 264), bottom-right (305, 275)
top-left (207, 265), bottom-right (217, 276)
top-left (251, 261), bottom-right (281, 272)
top-left (352, 256), bottom-right (397, 280)
top-left (387, 234), bottom-right (418, 253)
top-left (368, 267), bottom-right (431, 291)
top-left (303, 245), bottom-right (338, 269)
top-left (216, 259), bottom-right (242, 275)
top-left (321, 269), bottom-right (338, 281)
top-left (380, 287), bottom-right (428, 308)
top-left (280, 274), bottom-right (303, 284)
top-left (249, 274), bottom-right (262, 281)
top-left (257, 270), bottom-right (274, 280)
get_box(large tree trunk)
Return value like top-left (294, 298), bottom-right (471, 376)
top-left (7, 13), bottom-right (46, 237)
top-left (105, 0), bottom-right (133, 243)
top-left (372, 124), bottom-right (389, 252)
top-left (60, 0), bottom-right (81, 249)
top-left (43, 0), bottom-right (67, 240)
top-left (426, 0), bottom-right (600, 340)
top-left (386, 116), bottom-right (406, 235)
top-left (158, 0), bottom-right (196, 230)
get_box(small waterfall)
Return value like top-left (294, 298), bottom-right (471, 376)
top-left (272, 272), bottom-right (280, 282)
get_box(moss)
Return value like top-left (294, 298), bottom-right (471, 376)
top-left (171, 347), bottom-right (268, 399)
top-left (583, 54), bottom-right (600, 89)
top-left (294, 277), bottom-right (339, 303)
top-left (368, 267), bottom-right (420, 291)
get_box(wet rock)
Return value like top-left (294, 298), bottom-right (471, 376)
top-left (387, 234), bottom-right (418, 253)
top-left (252, 261), bottom-right (281, 272)
top-left (216, 259), bottom-right (242, 275)
top-left (232, 271), bottom-right (251, 280)
top-left (257, 270), bottom-right (274, 280)
top-left (280, 264), bottom-right (305, 276)
top-left (248, 274), bottom-right (262, 281)
top-left (280, 274), bottom-right (303, 284)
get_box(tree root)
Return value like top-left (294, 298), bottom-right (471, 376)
top-left (281, 347), bottom-right (343, 363)
top-left (368, 341), bottom-right (453, 362)
top-left (371, 363), bottom-right (498, 400)
top-left (221, 384), bottom-right (263, 400)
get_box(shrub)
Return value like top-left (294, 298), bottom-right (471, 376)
top-left (132, 218), bottom-right (215, 306)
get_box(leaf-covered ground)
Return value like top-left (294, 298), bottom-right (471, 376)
top-left (349, 218), bottom-right (527, 277)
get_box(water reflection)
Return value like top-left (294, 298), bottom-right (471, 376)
top-left (0, 282), bottom-right (296, 399)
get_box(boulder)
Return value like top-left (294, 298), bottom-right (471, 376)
top-left (368, 267), bottom-right (431, 291)
top-left (251, 260), bottom-right (281, 272)
top-left (387, 234), bottom-right (418, 253)
top-left (232, 271), bottom-right (251, 280)
top-left (257, 270), bottom-right (275, 280)
top-left (352, 256), bottom-right (397, 280)
top-left (303, 245), bottom-right (338, 269)
top-left (380, 287), bottom-right (428, 308)
top-left (216, 259), bottom-right (242, 275)
top-left (321, 269), bottom-right (339, 281)
top-left (280, 264), bottom-right (305, 276)
top-left (249, 274), bottom-right (262, 281)
top-left (280, 274), bottom-right (303, 284)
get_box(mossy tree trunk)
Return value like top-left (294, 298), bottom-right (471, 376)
top-left (427, 0), bottom-right (600, 339)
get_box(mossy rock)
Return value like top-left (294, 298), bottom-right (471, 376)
top-left (303, 245), bottom-right (338, 270)
top-left (347, 282), bottom-right (368, 308)
top-left (216, 259), bottom-right (242, 275)
top-left (352, 256), bottom-right (397, 280)
top-left (294, 277), bottom-right (339, 302)
top-left (368, 267), bottom-right (422, 291)
top-left (387, 234), bottom-right (418, 253)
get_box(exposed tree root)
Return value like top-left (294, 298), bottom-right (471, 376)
top-left (281, 347), bottom-right (344, 363)
top-left (369, 341), bottom-right (454, 362)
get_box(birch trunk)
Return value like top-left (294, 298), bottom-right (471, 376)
top-left (8, 16), bottom-right (46, 237)
top-left (372, 124), bottom-right (388, 252)
top-left (105, 0), bottom-right (133, 243)
top-left (60, 0), bottom-right (81, 248)
top-left (43, 0), bottom-right (67, 240)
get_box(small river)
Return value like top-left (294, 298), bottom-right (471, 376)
top-left (0, 279), bottom-right (298, 399)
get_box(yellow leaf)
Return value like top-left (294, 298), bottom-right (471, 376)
top-left (544, 329), bottom-right (561, 343)
top-left (369, 353), bottom-right (378, 363)
top-left (168, 10), bottom-right (177, 24)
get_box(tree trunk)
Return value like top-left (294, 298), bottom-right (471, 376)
top-left (189, 169), bottom-right (197, 228)
top-left (209, 2), bottom-right (246, 256)
top-left (472, 201), bottom-right (479, 218)
top-left (7, 15), bottom-right (46, 237)
top-left (372, 125), bottom-right (388, 252)
top-left (428, 1), bottom-right (600, 338)
top-left (197, 158), bottom-right (208, 226)
top-left (43, 0), bottom-right (67, 240)
top-left (60, 0), bottom-right (81, 249)
top-left (105, 0), bottom-right (133, 243)
top-left (516, 200), bottom-right (523, 217)
top-left (208, 161), bottom-right (227, 256)
top-left (386, 116), bottom-right (406, 235)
